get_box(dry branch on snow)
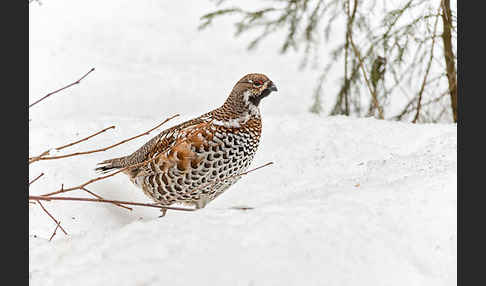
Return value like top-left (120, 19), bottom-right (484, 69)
top-left (29, 68), bottom-right (95, 109)
top-left (29, 72), bottom-right (272, 240)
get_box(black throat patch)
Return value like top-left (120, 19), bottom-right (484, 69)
top-left (249, 88), bottom-right (272, 106)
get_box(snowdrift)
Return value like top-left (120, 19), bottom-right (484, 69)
top-left (29, 115), bottom-right (456, 286)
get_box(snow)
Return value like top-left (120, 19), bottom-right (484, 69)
top-left (29, 115), bottom-right (456, 286)
top-left (29, 1), bottom-right (456, 285)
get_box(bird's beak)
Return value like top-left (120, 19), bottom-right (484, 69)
top-left (268, 82), bottom-right (278, 92)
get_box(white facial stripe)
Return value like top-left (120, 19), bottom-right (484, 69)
top-left (242, 90), bottom-right (261, 116)
top-left (242, 90), bottom-right (251, 103)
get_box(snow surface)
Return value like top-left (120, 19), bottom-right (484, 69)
top-left (29, 1), bottom-right (456, 285)
top-left (29, 115), bottom-right (457, 286)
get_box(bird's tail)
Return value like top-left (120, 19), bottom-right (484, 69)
top-left (95, 156), bottom-right (127, 174)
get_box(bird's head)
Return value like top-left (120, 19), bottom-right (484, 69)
top-left (222, 73), bottom-right (277, 117)
top-left (236, 73), bottom-right (278, 107)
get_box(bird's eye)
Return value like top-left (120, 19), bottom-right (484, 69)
top-left (254, 80), bottom-right (263, 87)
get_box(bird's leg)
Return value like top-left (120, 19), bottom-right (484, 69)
top-left (195, 193), bottom-right (212, 209)
top-left (158, 208), bottom-right (167, 218)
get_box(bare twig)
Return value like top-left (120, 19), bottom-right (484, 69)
top-left (39, 160), bottom-right (272, 211)
top-left (29, 68), bottom-right (95, 108)
top-left (41, 126), bottom-right (271, 200)
top-left (29, 125), bottom-right (115, 164)
top-left (35, 115), bottom-right (179, 200)
top-left (30, 160), bottom-right (272, 232)
top-left (29, 151), bottom-right (50, 165)
top-left (193, 162), bottom-right (274, 194)
top-left (348, 29), bottom-right (384, 119)
top-left (394, 91), bottom-right (448, 120)
top-left (223, 161), bottom-right (273, 181)
top-left (29, 127), bottom-right (113, 165)
top-left (30, 161), bottom-right (272, 212)
top-left (81, 187), bottom-right (132, 211)
top-left (49, 221), bottom-right (62, 242)
top-left (30, 196), bottom-right (196, 212)
top-left (29, 114), bottom-right (179, 164)
top-left (412, 2), bottom-right (441, 123)
top-left (32, 123), bottom-right (271, 220)
top-left (56, 126), bottom-right (116, 151)
top-left (30, 174), bottom-right (132, 212)
top-left (36, 200), bottom-right (68, 235)
top-left (343, 0), bottom-right (359, 115)
top-left (29, 173), bottom-right (45, 186)
top-left (40, 149), bottom-right (171, 197)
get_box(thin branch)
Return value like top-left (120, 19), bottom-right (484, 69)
top-left (32, 173), bottom-right (132, 211)
top-left (29, 125), bottom-right (116, 164)
top-left (31, 162), bottom-right (272, 213)
top-left (40, 151), bottom-right (171, 197)
top-left (192, 162), bottom-right (274, 194)
top-left (29, 114), bottom-right (179, 164)
top-left (393, 97), bottom-right (417, 120)
top-left (56, 126), bottom-right (116, 151)
top-left (40, 158), bottom-right (271, 207)
top-left (29, 173), bottom-right (45, 186)
top-left (49, 221), bottom-right (62, 242)
top-left (30, 196), bottom-right (196, 212)
top-left (36, 200), bottom-right (68, 235)
top-left (412, 3), bottom-right (441, 123)
top-left (342, 0), bottom-right (359, 116)
top-left (37, 115), bottom-right (180, 197)
top-left (32, 124), bottom-right (272, 219)
top-left (348, 27), bottom-right (384, 119)
top-left (393, 90), bottom-right (448, 120)
top-left (30, 160), bottom-right (272, 228)
top-left (29, 68), bottom-right (95, 108)
top-left (81, 187), bottom-right (132, 211)
top-left (41, 122), bottom-right (270, 200)
top-left (29, 151), bottom-right (50, 165)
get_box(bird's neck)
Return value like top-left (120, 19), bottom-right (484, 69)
top-left (211, 94), bottom-right (261, 128)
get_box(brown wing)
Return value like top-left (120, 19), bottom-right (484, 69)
top-left (96, 114), bottom-right (209, 174)
top-left (127, 117), bottom-right (215, 178)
